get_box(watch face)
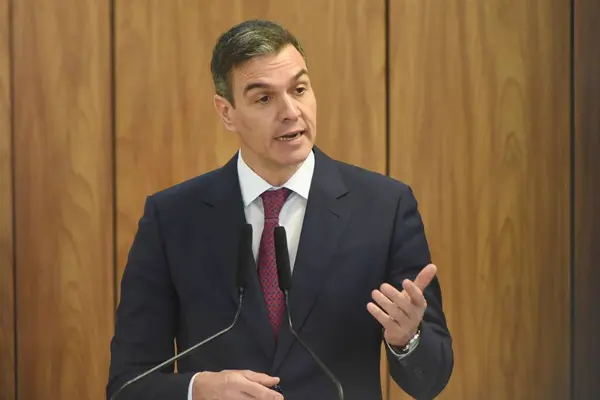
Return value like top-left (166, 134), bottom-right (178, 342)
top-left (403, 331), bottom-right (420, 352)
top-left (396, 343), bottom-right (410, 353)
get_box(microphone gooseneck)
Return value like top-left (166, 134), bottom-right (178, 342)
top-left (273, 226), bottom-right (344, 400)
top-left (110, 223), bottom-right (254, 400)
top-left (283, 293), bottom-right (344, 400)
top-left (109, 292), bottom-right (244, 400)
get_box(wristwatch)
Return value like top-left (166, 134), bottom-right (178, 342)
top-left (399, 327), bottom-right (421, 354)
top-left (390, 323), bottom-right (421, 357)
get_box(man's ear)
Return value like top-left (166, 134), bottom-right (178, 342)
top-left (213, 94), bottom-right (236, 132)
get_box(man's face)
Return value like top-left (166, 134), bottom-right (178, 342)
top-left (214, 44), bottom-right (317, 180)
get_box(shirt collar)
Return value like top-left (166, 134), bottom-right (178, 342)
top-left (237, 149), bottom-right (315, 207)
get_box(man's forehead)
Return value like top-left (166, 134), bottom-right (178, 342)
top-left (237, 65), bottom-right (307, 82)
top-left (235, 47), bottom-right (307, 80)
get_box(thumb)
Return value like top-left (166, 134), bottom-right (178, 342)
top-left (413, 263), bottom-right (437, 291)
top-left (240, 370), bottom-right (280, 386)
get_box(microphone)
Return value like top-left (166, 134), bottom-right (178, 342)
top-left (109, 223), bottom-right (254, 400)
top-left (273, 226), bottom-right (344, 400)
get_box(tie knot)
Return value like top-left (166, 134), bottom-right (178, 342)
top-left (261, 188), bottom-right (292, 219)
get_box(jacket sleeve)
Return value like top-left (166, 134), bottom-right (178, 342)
top-left (106, 196), bottom-right (195, 400)
top-left (385, 185), bottom-right (454, 400)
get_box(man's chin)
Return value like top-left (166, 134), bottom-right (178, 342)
top-left (280, 145), bottom-right (312, 166)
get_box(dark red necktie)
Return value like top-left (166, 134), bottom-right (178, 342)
top-left (258, 188), bottom-right (292, 336)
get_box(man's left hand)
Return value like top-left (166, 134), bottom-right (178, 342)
top-left (367, 264), bottom-right (437, 347)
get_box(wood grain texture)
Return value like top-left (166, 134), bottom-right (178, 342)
top-left (12, 0), bottom-right (113, 398)
top-left (388, 1), bottom-right (571, 399)
top-left (574, 0), bottom-right (600, 398)
top-left (0, 0), bottom-right (14, 398)
top-left (115, 0), bottom-right (388, 393)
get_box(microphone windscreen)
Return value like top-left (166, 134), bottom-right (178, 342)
top-left (274, 226), bottom-right (292, 291)
top-left (237, 223), bottom-right (254, 288)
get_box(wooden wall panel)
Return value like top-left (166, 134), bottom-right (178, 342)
top-left (115, 1), bottom-right (388, 394)
top-left (574, 0), bottom-right (600, 398)
top-left (0, 0), bottom-right (14, 398)
top-left (388, 1), bottom-right (571, 399)
top-left (12, 1), bottom-right (113, 399)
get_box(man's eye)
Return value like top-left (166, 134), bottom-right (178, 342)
top-left (295, 87), bottom-right (307, 95)
top-left (257, 95), bottom-right (270, 103)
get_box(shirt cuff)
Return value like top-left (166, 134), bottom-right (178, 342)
top-left (187, 372), bottom-right (201, 400)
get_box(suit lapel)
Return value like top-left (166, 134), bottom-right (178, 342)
top-left (202, 154), bottom-right (276, 360)
top-left (271, 149), bottom-right (351, 373)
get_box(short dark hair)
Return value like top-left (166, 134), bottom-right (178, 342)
top-left (210, 19), bottom-right (307, 105)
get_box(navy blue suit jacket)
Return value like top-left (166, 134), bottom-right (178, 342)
top-left (107, 147), bottom-right (453, 400)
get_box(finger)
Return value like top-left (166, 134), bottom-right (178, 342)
top-left (379, 283), bottom-right (410, 307)
top-left (413, 263), bottom-right (437, 291)
top-left (367, 302), bottom-right (403, 330)
top-left (400, 282), bottom-right (425, 323)
top-left (378, 286), bottom-right (422, 325)
top-left (239, 370), bottom-right (280, 386)
top-left (239, 379), bottom-right (283, 399)
top-left (371, 289), bottom-right (410, 322)
top-left (402, 279), bottom-right (427, 307)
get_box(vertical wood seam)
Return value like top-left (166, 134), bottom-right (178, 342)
top-left (569, 0), bottom-right (575, 398)
top-left (8, 0), bottom-right (17, 396)
top-left (110, 0), bottom-right (117, 321)
top-left (385, 0), bottom-right (391, 180)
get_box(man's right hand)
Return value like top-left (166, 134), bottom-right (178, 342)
top-left (192, 370), bottom-right (283, 400)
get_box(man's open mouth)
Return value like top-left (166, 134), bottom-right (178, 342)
top-left (275, 130), bottom-right (305, 141)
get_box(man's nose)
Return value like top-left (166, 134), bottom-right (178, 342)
top-left (280, 95), bottom-right (301, 121)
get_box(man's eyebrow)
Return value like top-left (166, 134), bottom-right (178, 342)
top-left (243, 69), bottom-right (309, 96)
top-left (243, 82), bottom-right (270, 96)
top-left (293, 68), bottom-right (309, 81)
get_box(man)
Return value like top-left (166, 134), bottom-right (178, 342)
top-left (107, 19), bottom-right (453, 400)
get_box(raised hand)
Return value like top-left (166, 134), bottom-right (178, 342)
top-left (367, 263), bottom-right (437, 347)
